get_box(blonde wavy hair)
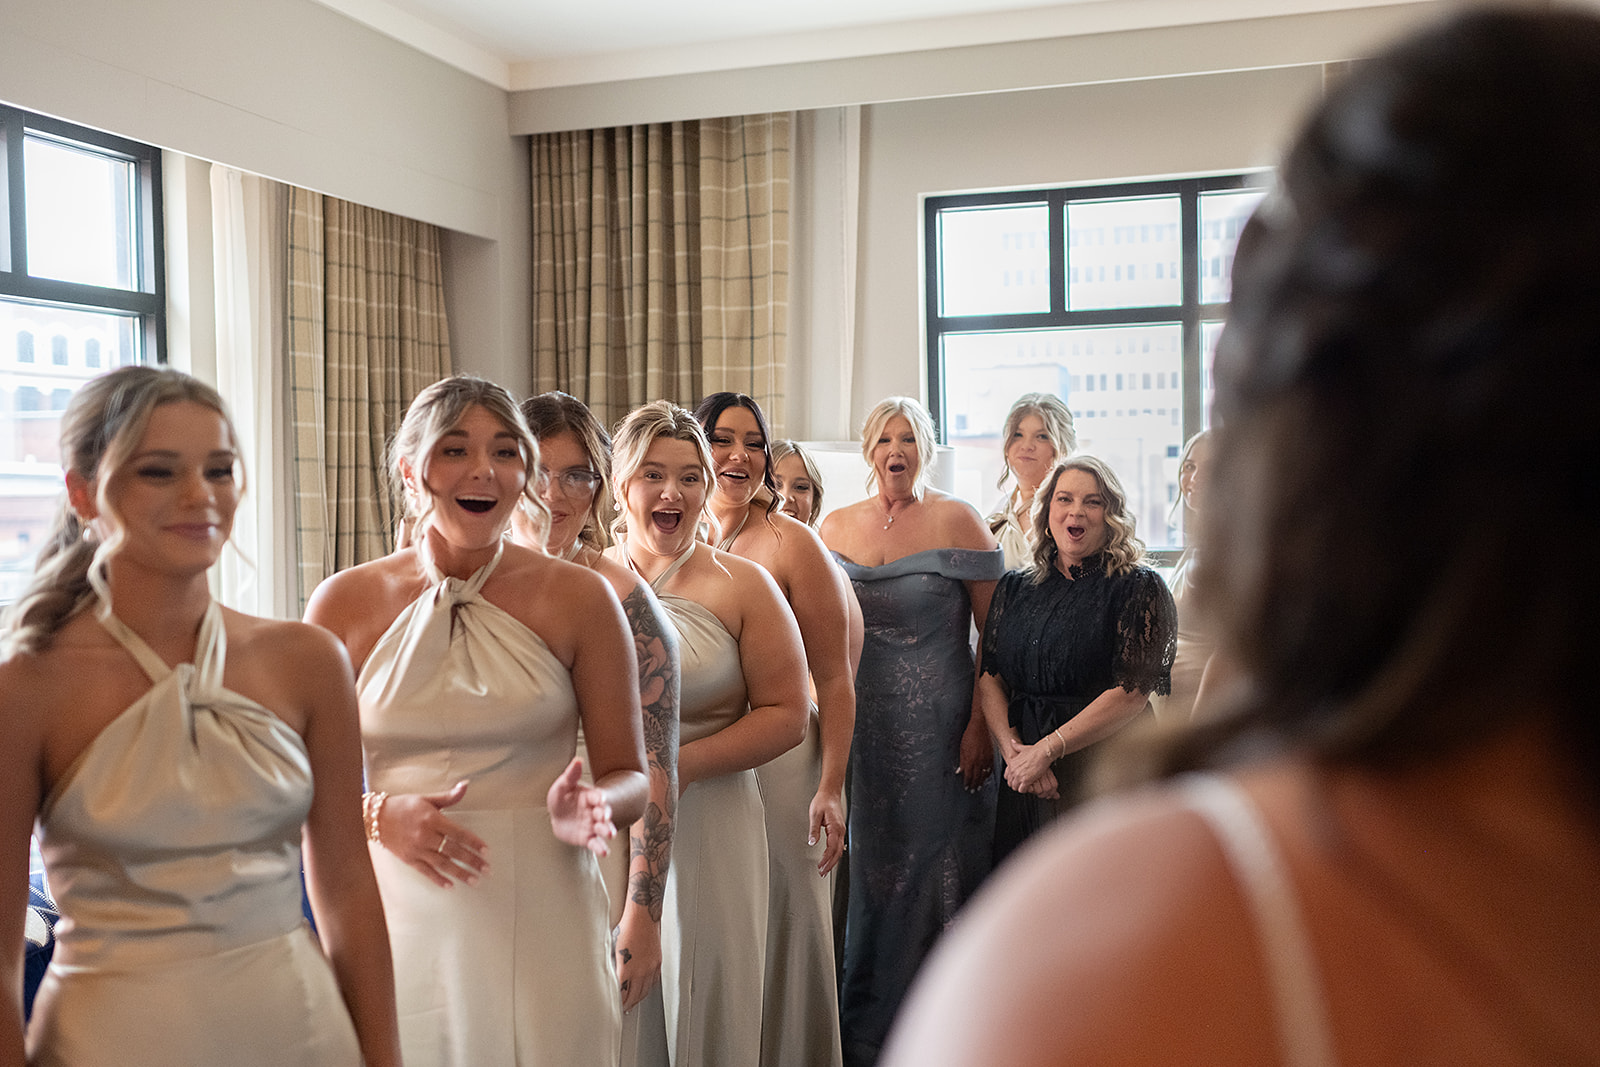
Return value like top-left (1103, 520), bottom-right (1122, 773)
top-left (996, 392), bottom-right (1077, 491)
top-left (388, 376), bottom-right (549, 552)
top-left (2, 366), bottom-right (242, 656)
top-left (609, 400), bottom-right (715, 541)
top-left (1029, 455), bottom-right (1145, 582)
top-left (860, 396), bottom-right (937, 499)
top-left (769, 439), bottom-right (824, 527)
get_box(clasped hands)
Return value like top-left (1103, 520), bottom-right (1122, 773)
top-left (1000, 735), bottom-right (1061, 800)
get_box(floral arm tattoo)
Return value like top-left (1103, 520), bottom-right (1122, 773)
top-left (623, 585), bottom-right (679, 922)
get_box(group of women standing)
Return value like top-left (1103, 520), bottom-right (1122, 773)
top-left (5, 363), bottom-right (1178, 1067)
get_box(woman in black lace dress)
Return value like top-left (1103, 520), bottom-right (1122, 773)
top-left (979, 455), bottom-right (1175, 866)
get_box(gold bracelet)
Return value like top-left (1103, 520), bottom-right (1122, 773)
top-left (363, 791), bottom-right (388, 846)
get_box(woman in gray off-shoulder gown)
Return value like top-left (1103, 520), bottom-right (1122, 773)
top-left (819, 396), bottom-right (1002, 1067)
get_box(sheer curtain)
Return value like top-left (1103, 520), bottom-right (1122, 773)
top-left (532, 114), bottom-right (792, 430)
top-left (209, 165), bottom-right (294, 619)
top-left (287, 188), bottom-right (454, 611)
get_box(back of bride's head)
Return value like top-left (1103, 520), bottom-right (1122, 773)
top-left (1177, 10), bottom-right (1600, 790)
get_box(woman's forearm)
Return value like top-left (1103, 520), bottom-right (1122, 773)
top-left (592, 769), bottom-right (649, 830)
top-left (678, 702), bottom-right (806, 790)
top-left (1057, 687), bottom-right (1151, 755)
top-left (813, 670), bottom-right (856, 796)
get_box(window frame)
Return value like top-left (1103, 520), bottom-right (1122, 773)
top-left (1, 104), bottom-right (166, 362)
top-left (922, 172), bottom-right (1270, 562)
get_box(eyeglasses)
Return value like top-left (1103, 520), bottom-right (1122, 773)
top-left (539, 467), bottom-right (602, 496)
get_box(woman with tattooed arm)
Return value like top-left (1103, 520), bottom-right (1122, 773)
top-left (513, 392), bottom-right (681, 1035)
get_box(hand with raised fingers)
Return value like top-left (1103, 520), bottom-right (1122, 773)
top-left (547, 757), bottom-right (618, 855)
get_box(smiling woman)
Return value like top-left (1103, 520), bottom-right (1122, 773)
top-left (987, 393), bottom-right (1076, 570)
top-left (512, 391), bottom-right (683, 1039)
top-left (1, 366), bottom-right (399, 1067)
top-left (606, 400), bottom-right (808, 1067)
top-left (304, 375), bottom-right (647, 1067)
top-left (694, 393), bottom-right (855, 1067)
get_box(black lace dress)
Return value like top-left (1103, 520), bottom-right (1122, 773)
top-left (832, 546), bottom-right (1004, 1067)
top-left (981, 554), bottom-right (1176, 866)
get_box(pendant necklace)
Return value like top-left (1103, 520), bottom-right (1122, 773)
top-left (879, 498), bottom-right (897, 530)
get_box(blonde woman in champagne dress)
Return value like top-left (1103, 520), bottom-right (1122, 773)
top-left (606, 401), bottom-right (808, 1067)
top-left (985, 393), bottom-right (1076, 571)
top-left (2, 366), bottom-right (398, 1067)
top-left (306, 376), bottom-right (647, 1067)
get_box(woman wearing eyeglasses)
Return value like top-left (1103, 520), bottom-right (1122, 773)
top-left (512, 392), bottom-right (681, 1057)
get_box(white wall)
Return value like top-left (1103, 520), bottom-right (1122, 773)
top-left (1, 0), bottom-right (1449, 420)
top-left (0, 0), bottom-right (531, 390)
top-left (843, 64), bottom-right (1327, 434)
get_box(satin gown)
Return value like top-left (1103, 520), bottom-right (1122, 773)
top-left (358, 543), bottom-right (619, 1067)
top-left (987, 491), bottom-right (1033, 571)
top-left (832, 546), bottom-right (1004, 1067)
top-left (627, 541), bottom-right (769, 1067)
top-left (716, 520), bottom-right (844, 1067)
top-left (28, 602), bottom-right (361, 1066)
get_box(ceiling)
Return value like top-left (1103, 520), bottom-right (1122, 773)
top-left (310, 0), bottom-right (1414, 92)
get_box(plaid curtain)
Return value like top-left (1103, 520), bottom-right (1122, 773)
top-left (287, 188), bottom-right (453, 611)
top-left (699, 114), bottom-right (792, 431)
top-left (532, 123), bottom-right (701, 430)
top-left (532, 114), bottom-right (792, 431)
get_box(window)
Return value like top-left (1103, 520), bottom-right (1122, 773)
top-left (1, 104), bottom-right (164, 602)
top-left (925, 174), bottom-right (1266, 556)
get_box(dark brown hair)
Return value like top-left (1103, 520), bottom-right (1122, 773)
top-left (1127, 10), bottom-right (1600, 801)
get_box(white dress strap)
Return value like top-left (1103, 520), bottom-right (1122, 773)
top-left (716, 509), bottom-right (750, 551)
top-left (620, 538), bottom-right (698, 595)
top-left (417, 536), bottom-right (504, 600)
top-left (1180, 774), bottom-right (1339, 1067)
top-left (99, 600), bottom-right (227, 693)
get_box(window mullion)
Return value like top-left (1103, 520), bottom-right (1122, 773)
top-left (1049, 195), bottom-right (1067, 315)
top-left (1180, 183), bottom-right (1203, 438)
top-left (2, 109), bottom-right (26, 279)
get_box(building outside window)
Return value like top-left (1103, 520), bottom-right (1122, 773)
top-left (924, 174), bottom-right (1267, 560)
top-left (0, 104), bottom-right (164, 602)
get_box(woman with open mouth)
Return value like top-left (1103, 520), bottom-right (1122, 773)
top-left (694, 393), bottom-right (856, 1067)
top-left (606, 400), bottom-right (808, 1067)
top-left (816, 395), bottom-right (1003, 1067)
top-left (305, 376), bottom-right (647, 1067)
top-left (986, 392), bottom-right (1077, 571)
top-left (977, 455), bottom-right (1175, 866)
top-left (512, 391), bottom-right (681, 1063)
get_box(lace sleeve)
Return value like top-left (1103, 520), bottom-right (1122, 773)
top-left (979, 570), bottom-right (1022, 677)
top-left (1112, 567), bottom-right (1178, 696)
